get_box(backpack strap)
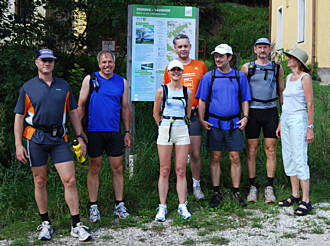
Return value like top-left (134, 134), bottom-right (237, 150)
top-left (161, 84), bottom-right (168, 116)
top-left (82, 73), bottom-right (99, 131)
top-left (273, 61), bottom-right (280, 97)
top-left (183, 86), bottom-right (188, 114)
top-left (247, 61), bottom-right (256, 82)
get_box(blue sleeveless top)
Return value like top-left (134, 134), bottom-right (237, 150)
top-left (88, 72), bottom-right (124, 132)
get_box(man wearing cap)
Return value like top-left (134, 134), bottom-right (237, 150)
top-left (14, 49), bottom-right (91, 241)
top-left (241, 38), bottom-right (284, 203)
top-left (163, 34), bottom-right (208, 200)
top-left (196, 44), bottom-right (251, 208)
top-left (78, 50), bottom-right (131, 222)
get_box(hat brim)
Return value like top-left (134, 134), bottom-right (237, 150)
top-left (255, 42), bottom-right (271, 46)
top-left (38, 55), bottom-right (57, 59)
top-left (283, 51), bottom-right (309, 72)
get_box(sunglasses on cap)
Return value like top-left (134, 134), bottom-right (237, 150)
top-left (41, 58), bottom-right (54, 63)
top-left (170, 68), bottom-right (183, 72)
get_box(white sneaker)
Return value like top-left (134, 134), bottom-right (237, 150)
top-left (177, 204), bottom-right (191, 220)
top-left (89, 205), bottom-right (100, 222)
top-left (247, 185), bottom-right (258, 202)
top-left (37, 221), bottom-right (53, 240)
top-left (155, 204), bottom-right (167, 222)
top-left (264, 186), bottom-right (276, 203)
top-left (70, 222), bottom-right (92, 242)
top-left (193, 186), bottom-right (205, 200)
top-left (114, 202), bottom-right (130, 219)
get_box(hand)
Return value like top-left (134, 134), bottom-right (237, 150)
top-left (124, 133), bottom-right (132, 148)
top-left (200, 120), bottom-right (213, 130)
top-left (77, 137), bottom-right (87, 157)
top-left (276, 123), bottom-right (281, 138)
top-left (237, 117), bottom-right (248, 130)
top-left (306, 128), bottom-right (314, 144)
top-left (16, 144), bottom-right (29, 164)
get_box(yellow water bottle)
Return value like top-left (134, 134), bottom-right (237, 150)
top-left (72, 139), bottom-right (86, 164)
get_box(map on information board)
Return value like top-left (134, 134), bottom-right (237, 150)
top-left (130, 5), bottom-right (197, 101)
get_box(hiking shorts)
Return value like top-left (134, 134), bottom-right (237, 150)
top-left (189, 115), bottom-right (203, 136)
top-left (207, 127), bottom-right (244, 151)
top-left (87, 131), bottom-right (124, 157)
top-left (245, 107), bottom-right (278, 139)
top-left (157, 125), bottom-right (190, 145)
top-left (27, 140), bottom-right (73, 167)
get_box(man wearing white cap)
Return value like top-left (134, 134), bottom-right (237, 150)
top-left (241, 38), bottom-right (284, 203)
top-left (196, 44), bottom-right (251, 208)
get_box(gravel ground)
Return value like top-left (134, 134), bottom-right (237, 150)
top-left (1, 202), bottom-right (329, 246)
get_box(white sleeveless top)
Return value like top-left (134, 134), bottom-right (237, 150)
top-left (282, 73), bottom-right (309, 115)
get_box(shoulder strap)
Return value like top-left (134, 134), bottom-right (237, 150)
top-left (247, 61), bottom-right (256, 82)
top-left (235, 69), bottom-right (242, 105)
top-left (183, 86), bottom-right (188, 115)
top-left (89, 73), bottom-right (99, 93)
top-left (161, 84), bottom-right (168, 115)
top-left (272, 61), bottom-right (280, 96)
top-left (204, 69), bottom-right (216, 121)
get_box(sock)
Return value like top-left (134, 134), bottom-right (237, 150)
top-left (89, 201), bottom-right (98, 207)
top-left (192, 178), bottom-right (200, 187)
top-left (115, 200), bottom-right (123, 206)
top-left (213, 186), bottom-right (220, 193)
top-left (267, 177), bottom-right (274, 187)
top-left (178, 203), bottom-right (186, 208)
top-left (40, 212), bottom-right (51, 224)
top-left (159, 204), bottom-right (167, 208)
top-left (71, 214), bottom-right (80, 228)
top-left (249, 177), bottom-right (257, 187)
top-left (232, 187), bottom-right (239, 193)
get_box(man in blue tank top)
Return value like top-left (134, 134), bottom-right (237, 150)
top-left (78, 51), bottom-right (132, 221)
top-left (241, 38), bottom-right (284, 204)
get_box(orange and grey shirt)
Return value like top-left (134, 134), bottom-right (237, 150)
top-left (163, 59), bottom-right (208, 108)
top-left (14, 76), bottom-right (77, 144)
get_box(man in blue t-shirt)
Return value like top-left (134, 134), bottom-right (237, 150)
top-left (196, 44), bottom-right (251, 208)
top-left (78, 50), bottom-right (131, 222)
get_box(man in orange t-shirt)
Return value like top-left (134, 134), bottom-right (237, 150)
top-left (163, 34), bottom-right (208, 200)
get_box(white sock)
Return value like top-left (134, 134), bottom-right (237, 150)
top-left (178, 203), bottom-right (186, 208)
top-left (192, 178), bottom-right (200, 187)
top-left (159, 204), bottom-right (167, 208)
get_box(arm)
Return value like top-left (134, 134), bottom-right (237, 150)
top-left (77, 75), bottom-right (91, 120)
top-left (153, 87), bottom-right (163, 126)
top-left (198, 99), bottom-right (213, 130)
top-left (14, 114), bottom-right (29, 164)
top-left (240, 63), bottom-right (248, 76)
top-left (69, 109), bottom-right (86, 156)
top-left (186, 89), bottom-right (192, 118)
top-left (278, 65), bottom-right (285, 105)
top-left (237, 100), bottom-right (249, 130)
top-left (121, 79), bottom-right (131, 148)
top-left (301, 74), bottom-right (314, 144)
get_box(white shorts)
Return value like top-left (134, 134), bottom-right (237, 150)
top-left (157, 125), bottom-right (190, 145)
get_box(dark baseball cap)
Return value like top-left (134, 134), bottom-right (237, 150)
top-left (254, 38), bottom-right (271, 46)
top-left (37, 49), bottom-right (57, 59)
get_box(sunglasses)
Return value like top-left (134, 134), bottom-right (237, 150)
top-left (41, 58), bottom-right (54, 63)
top-left (170, 68), bottom-right (183, 72)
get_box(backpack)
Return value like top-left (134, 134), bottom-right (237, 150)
top-left (247, 61), bottom-right (280, 103)
top-left (82, 73), bottom-right (100, 131)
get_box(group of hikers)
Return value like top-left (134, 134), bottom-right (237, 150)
top-left (14, 34), bottom-right (314, 242)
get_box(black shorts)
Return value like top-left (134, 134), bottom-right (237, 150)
top-left (245, 107), bottom-right (279, 139)
top-left (87, 131), bottom-right (124, 157)
top-left (27, 140), bottom-right (73, 167)
top-left (207, 127), bottom-right (244, 151)
top-left (189, 115), bottom-right (203, 136)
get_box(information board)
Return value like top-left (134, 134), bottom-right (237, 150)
top-left (129, 5), bottom-right (198, 101)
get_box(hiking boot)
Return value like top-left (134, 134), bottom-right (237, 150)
top-left (247, 185), bottom-right (258, 202)
top-left (155, 204), bottom-right (167, 222)
top-left (233, 191), bottom-right (247, 207)
top-left (70, 222), bottom-right (92, 242)
top-left (114, 202), bottom-right (130, 219)
top-left (177, 204), bottom-right (192, 219)
top-left (209, 192), bottom-right (222, 208)
top-left (193, 186), bottom-right (205, 200)
top-left (89, 204), bottom-right (100, 222)
top-left (37, 221), bottom-right (53, 241)
top-left (264, 186), bottom-right (276, 203)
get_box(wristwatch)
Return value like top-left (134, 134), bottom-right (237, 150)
top-left (243, 115), bottom-right (250, 120)
top-left (125, 130), bottom-right (130, 134)
top-left (307, 124), bottom-right (314, 129)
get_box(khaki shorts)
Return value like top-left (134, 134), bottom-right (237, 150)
top-left (157, 125), bottom-right (190, 145)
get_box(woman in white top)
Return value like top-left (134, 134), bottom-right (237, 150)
top-left (276, 48), bottom-right (314, 216)
top-left (153, 60), bottom-right (192, 222)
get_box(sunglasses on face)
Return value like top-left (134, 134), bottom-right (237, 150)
top-left (170, 68), bottom-right (183, 72)
top-left (41, 58), bottom-right (54, 63)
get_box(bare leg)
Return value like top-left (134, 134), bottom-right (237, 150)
top-left (300, 179), bottom-right (310, 203)
top-left (189, 136), bottom-right (202, 180)
top-left (290, 176), bottom-right (300, 198)
top-left (229, 151), bottom-right (242, 188)
top-left (109, 155), bottom-right (124, 201)
top-left (55, 161), bottom-right (79, 215)
top-left (246, 139), bottom-right (258, 179)
top-left (264, 138), bottom-right (277, 178)
top-left (157, 145), bottom-right (173, 204)
top-left (87, 156), bottom-right (103, 202)
top-left (32, 165), bottom-right (48, 214)
top-left (210, 151), bottom-right (222, 186)
top-left (175, 144), bottom-right (189, 204)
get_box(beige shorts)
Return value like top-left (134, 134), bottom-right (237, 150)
top-left (157, 125), bottom-right (190, 145)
